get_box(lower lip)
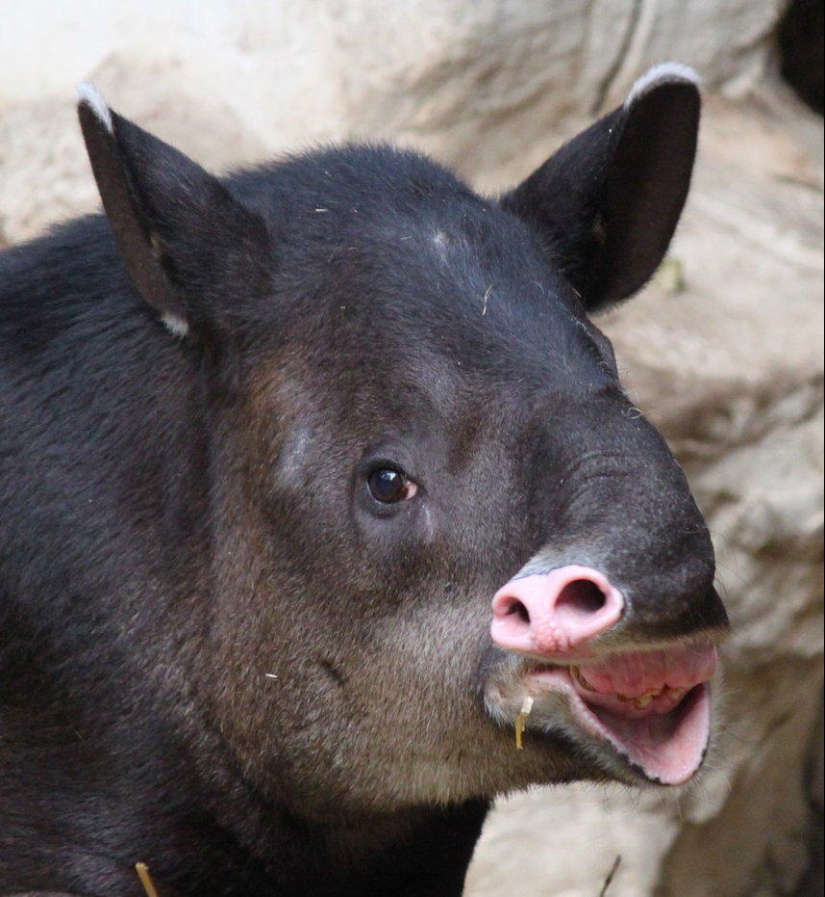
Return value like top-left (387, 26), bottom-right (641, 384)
top-left (521, 667), bottom-right (713, 785)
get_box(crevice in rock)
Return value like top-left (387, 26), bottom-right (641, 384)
top-left (778, 0), bottom-right (824, 114)
top-left (794, 691), bottom-right (824, 895)
top-left (590, 0), bottom-right (644, 114)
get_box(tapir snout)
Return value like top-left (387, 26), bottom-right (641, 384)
top-left (482, 394), bottom-right (728, 786)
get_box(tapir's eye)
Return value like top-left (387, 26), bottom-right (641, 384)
top-left (367, 468), bottom-right (418, 504)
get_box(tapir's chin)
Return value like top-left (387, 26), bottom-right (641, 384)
top-left (488, 640), bottom-right (718, 786)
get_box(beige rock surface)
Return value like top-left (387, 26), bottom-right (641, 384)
top-left (1, 2), bottom-right (821, 895)
top-left (0, 0), bottom-right (790, 243)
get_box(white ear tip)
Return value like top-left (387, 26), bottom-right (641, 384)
top-left (625, 63), bottom-right (701, 108)
top-left (76, 82), bottom-right (114, 133)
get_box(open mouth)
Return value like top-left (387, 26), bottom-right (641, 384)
top-left (510, 640), bottom-right (718, 785)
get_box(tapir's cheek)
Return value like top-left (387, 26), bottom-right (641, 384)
top-left (351, 483), bottom-right (432, 561)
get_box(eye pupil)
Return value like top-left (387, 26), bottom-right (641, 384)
top-left (369, 469), bottom-right (408, 503)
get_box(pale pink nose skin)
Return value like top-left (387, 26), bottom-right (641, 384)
top-left (491, 566), bottom-right (625, 657)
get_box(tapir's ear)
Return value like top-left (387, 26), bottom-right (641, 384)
top-left (77, 84), bottom-right (269, 338)
top-left (501, 64), bottom-right (701, 312)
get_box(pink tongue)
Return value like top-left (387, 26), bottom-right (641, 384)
top-left (577, 642), bottom-right (717, 697)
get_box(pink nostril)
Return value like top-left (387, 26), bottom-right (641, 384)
top-left (502, 597), bottom-right (530, 624)
top-left (556, 579), bottom-right (608, 616)
top-left (491, 566), bottom-right (625, 657)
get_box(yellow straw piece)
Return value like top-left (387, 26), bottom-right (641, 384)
top-left (136, 862), bottom-right (161, 897)
top-left (514, 695), bottom-right (534, 750)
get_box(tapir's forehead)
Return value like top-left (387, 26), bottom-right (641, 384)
top-left (235, 144), bottom-right (616, 397)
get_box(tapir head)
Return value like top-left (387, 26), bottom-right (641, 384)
top-left (78, 64), bottom-right (728, 818)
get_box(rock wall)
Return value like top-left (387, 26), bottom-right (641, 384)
top-left (1, 2), bottom-right (822, 894)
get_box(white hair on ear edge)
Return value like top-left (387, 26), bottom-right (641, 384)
top-left (625, 63), bottom-right (701, 108)
top-left (160, 313), bottom-right (190, 339)
top-left (76, 82), bottom-right (113, 133)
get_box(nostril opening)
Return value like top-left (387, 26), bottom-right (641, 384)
top-left (504, 598), bottom-right (531, 625)
top-left (556, 579), bottom-right (607, 616)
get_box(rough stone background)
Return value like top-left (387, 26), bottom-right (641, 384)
top-left (1, 2), bottom-right (822, 895)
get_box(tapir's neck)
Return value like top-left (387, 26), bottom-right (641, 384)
top-left (314, 801), bottom-right (489, 896)
top-left (2, 715), bottom-right (486, 894)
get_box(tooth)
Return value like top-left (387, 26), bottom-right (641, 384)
top-left (666, 686), bottom-right (687, 702)
top-left (634, 694), bottom-right (654, 709)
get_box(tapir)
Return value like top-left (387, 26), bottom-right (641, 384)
top-left (0, 63), bottom-right (729, 895)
